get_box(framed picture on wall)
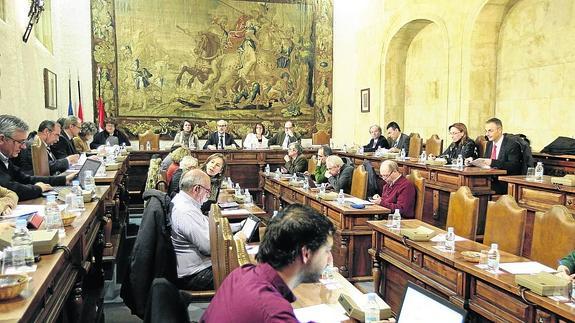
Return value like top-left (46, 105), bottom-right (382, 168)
top-left (43, 68), bottom-right (57, 110)
top-left (361, 88), bottom-right (370, 113)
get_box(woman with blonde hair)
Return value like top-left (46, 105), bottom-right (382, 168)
top-left (200, 153), bottom-right (226, 214)
top-left (168, 156), bottom-right (199, 196)
top-left (166, 147), bottom-right (191, 184)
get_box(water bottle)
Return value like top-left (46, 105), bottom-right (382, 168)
top-left (337, 189), bottom-right (345, 205)
top-left (487, 243), bottom-right (500, 272)
top-left (235, 183), bottom-right (241, 196)
top-left (275, 168), bottom-right (281, 179)
top-left (45, 195), bottom-right (65, 238)
top-left (329, 138), bottom-right (334, 149)
top-left (456, 154), bottom-right (463, 168)
top-left (83, 170), bottom-right (96, 192)
top-left (364, 293), bottom-right (380, 323)
top-left (71, 180), bottom-right (84, 210)
top-left (358, 146), bottom-right (364, 155)
top-left (342, 144), bottom-right (348, 153)
top-left (121, 142), bottom-right (126, 152)
top-left (227, 177), bottom-right (233, 189)
top-left (392, 209), bottom-right (401, 230)
top-left (12, 219), bottom-right (34, 269)
top-left (291, 173), bottom-right (297, 182)
top-left (272, 210), bottom-right (278, 218)
top-left (534, 162), bottom-right (544, 181)
top-left (303, 180), bottom-right (310, 191)
top-left (265, 164), bottom-right (270, 176)
top-left (445, 227), bottom-right (455, 252)
top-left (420, 150), bottom-right (427, 163)
top-left (400, 148), bottom-right (406, 160)
top-left (244, 189), bottom-right (252, 206)
top-left (146, 140), bottom-right (151, 151)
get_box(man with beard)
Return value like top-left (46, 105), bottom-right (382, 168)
top-left (201, 204), bottom-right (335, 322)
top-left (170, 169), bottom-right (214, 290)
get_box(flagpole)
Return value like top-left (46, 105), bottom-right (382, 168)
top-left (68, 69), bottom-right (73, 116)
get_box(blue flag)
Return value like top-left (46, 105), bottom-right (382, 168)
top-left (67, 76), bottom-right (73, 116)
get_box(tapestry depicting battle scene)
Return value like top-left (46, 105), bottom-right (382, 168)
top-left (91, 0), bottom-right (332, 139)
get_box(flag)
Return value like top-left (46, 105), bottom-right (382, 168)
top-left (67, 76), bottom-right (74, 116)
top-left (97, 97), bottom-right (105, 130)
top-left (77, 76), bottom-right (84, 122)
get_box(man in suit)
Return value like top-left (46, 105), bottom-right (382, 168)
top-left (468, 117), bottom-right (522, 194)
top-left (363, 124), bottom-right (390, 152)
top-left (13, 120), bottom-right (78, 175)
top-left (52, 116), bottom-right (81, 159)
top-left (268, 120), bottom-right (301, 149)
top-left (0, 115), bottom-right (74, 201)
top-left (203, 119), bottom-right (239, 150)
top-left (281, 142), bottom-right (308, 174)
top-left (325, 155), bottom-right (354, 194)
top-left (386, 121), bottom-right (410, 155)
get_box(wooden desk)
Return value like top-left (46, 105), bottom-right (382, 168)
top-left (339, 152), bottom-right (506, 235)
top-left (217, 189), bottom-right (267, 220)
top-left (262, 175), bottom-right (390, 282)
top-left (533, 152), bottom-right (575, 176)
top-left (1, 186), bottom-right (109, 323)
top-left (368, 219), bottom-right (575, 322)
top-left (499, 175), bottom-right (575, 257)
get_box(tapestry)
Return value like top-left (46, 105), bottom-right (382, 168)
top-left (91, 0), bottom-right (332, 139)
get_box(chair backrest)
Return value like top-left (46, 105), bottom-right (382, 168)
top-left (31, 136), bottom-right (50, 176)
top-left (425, 134), bottom-right (443, 157)
top-left (139, 129), bottom-right (160, 150)
top-left (307, 155), bottom-right (317, 174)
top-left (231, 237), bottom-right (251, 269)
top-left (475, 135), bottom-right (488, 159)
top-left (530, 205), bottom-right (575, 268)
top-left (312, 130), bottom-right (330, 145)
top-left (446, 186), bottom-right (479, 240)
top-left (406, 170), bottom-right (425, 221)
top-left (217, 217), bottom-right (234, 282)
top-left (483, 195), bottom-right (526, 255)
top-left (209, 204), bottom-right (223, 289)
top-left (408, 133), bottom-right (423, 158)
top-left (350, 165), bottom-right (368, 199)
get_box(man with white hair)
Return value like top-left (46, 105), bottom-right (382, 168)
top-left (325, 155), bottom-right (354, 194)
top-left (203, 119), bottom-right (239, 150)
top-left (171, 168), bottom-right (214, 290)
top-left (269, 120), bottom-right (301, 149)
top-left (371, 160), bottom-right (416, 218)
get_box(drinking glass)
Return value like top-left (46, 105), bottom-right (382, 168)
top-left (526, 167), bottom-right (535, 181)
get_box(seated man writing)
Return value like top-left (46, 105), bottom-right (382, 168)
top-left (325, 155), bottom-right (353, 194)
top-left (371, 160), bottom-right (416, 218)
top-left (201, 204), bottom-right (335, 322)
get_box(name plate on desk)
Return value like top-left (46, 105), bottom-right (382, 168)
top-left (0, 228), bottom-right (59, 255)
top-left (338, 293), bottom-right (392, 321)
top-left (515, 273), bottom-right (570, 297)
top-left (400, 226), bottom-right (437, 241)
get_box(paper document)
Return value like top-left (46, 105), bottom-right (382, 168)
top-left (498, 262), bottom-right (556, 275)
top-left (221, 208), bottom-right (251, 216)
top-left (430, 233), bottom-right (466, 242)
top-left (246, 245), bottom-right (259, 255)
top-left (1, 204), bottom-right (64, 219)
top-left (343, 197), bottom-right (373, 205)
top-left (293, 304), bottom-right (349, 323)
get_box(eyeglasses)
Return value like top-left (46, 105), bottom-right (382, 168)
top-left (380, 172), bottom-right (393, 180)
top-left (449, 131), bottom-right (462, 136)
top-left (217, 124), bottom-right (227, 128)
top-left (6, 135), bottom-right (26, 147)
top-left (196, 184), bottom-right (212, 195)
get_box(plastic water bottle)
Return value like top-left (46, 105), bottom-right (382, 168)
top-left (265, 164), bottom-right (270, 176)
top-left (358, 146), bottom-right (364, 155)
top-left (71, 180), bottom-right (84, 210)
top-left (303, 180), bottom-right (310, 190)
top-left (456, 154), bottom-right (463, 168)
top-left (400, 148), bottom-right (406, 160)
top-left (337, 189), bottom-right (345, 205)
top-left (12, 219), bottom-right (34, 269)
top-left (146, 140), bottom-right (151, 151)
top-left (121, 142), bottom-right (126, 152)
top-left (83, 170), bottom-right (96, 192)
top-left (534, 162), bottom-right (544, 181)
top-left (45, 195), bottom-right (65, 238)
top-left (235, 183), bottom-right (241, 196)
top-left (342, 144), bottom-right (348, 153)
top-left (445, 227), bottom-right (455, 252)
top-left (392, 209), bottom-right (401, 230)
top-left (272, 210), bottom-right (278, 218)
top-left (487, 243), bottom-right (500, 272)
top-left (275, 168), bottom-right (281, 179)
top-left (364, 293), bottom-right (380, 323)
top-left (420, 150), bottom-right (427, 163)
top-left (244, 189), bottom-right (253, 206)
top-left (226, 177), bottom-right (233, 189)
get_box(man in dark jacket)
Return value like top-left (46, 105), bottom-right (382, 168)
top-left (325, 155), bottom-right (354, 194)
top-left (363, 125), bottom-right (390, 152)
top-left (282, 142), bottom-right (308, 174)
top-left (0, 115), bottom-right (73, 201)
top-left (51, 116), bottom-right (81, 159)
top-left (268, 120), bottom-right (301, 149)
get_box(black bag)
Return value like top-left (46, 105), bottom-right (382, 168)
top-left (506, 134), bottom-right (535, 175)
top-left (541, 137), bottom-right (575, 155)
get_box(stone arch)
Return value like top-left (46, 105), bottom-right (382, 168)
top-left (382, 18), bottom-right (449, 138)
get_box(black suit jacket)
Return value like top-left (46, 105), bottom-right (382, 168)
top-left (52, 132), bottom-right (78, 159)
top-left (90, 130), bottom-right (132, 149)
top-left (0, 160), bottom-right (66, 201)
top-left (11, 139), bottom-right (69, 175)
top-left (484, 134), bottom-right (522, 194)
top-left (363, 135), bottom-right (390, 152)
top-left (203, 132), bottom-right (239, 149)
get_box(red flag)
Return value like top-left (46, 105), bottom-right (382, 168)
top-left (97, 97), bottom-right (105, 130)
top-left (77, 76), bottom-right (84, 122)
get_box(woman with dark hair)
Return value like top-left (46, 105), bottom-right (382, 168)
top-left (200, 153), bottom-right (226, 213)
top-left (173, 120), bottom-right (199, 149)
top-left (243, 122), bottom-right (268, 149)
top-left (73, 121), bottom-right (98, 152)
top-left (90, 118), bottom-right (131, 149)
top-left (438, 122), bottom-right (478, 163)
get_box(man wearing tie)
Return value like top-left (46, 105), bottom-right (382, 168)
top-left (467, 117), bottom-right (522, 193)
top-left (386, 121), bottom-right (410, 155)
top-left (203, 120), bottom-right (239, 150)
top-left (269, 121), bottom-right (301, 149)
top-left (51, 116), bottom-right (81, 159)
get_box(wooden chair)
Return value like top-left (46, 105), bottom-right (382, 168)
top-left (138, 129), bottom-right (160, 150)
top-left (217, 217), bottom-right (235, 281)
top-left (475, 135), bottom-right (488, 159)
top-left (31, 135), bottom-right (50, 176)
top-left (231, 237), bottom-right (251, 269)
top-left (529, 205), bottom-right (575, 268)
top-left (408, 133), bottom-right (423, 159)
top-left (312, 130), bottom-right (330, 145)
top-left (445, 186), bottom-right (479, 240)
top-left (483, 195), bottom-right (526, 255)
top-left (406, 170), bottom-right (425, 221)
top-left (425, 134), bottom-right (443, 157)
top-left (208, 204), bottom-right (224, 289)
top-left (350, 165), bottom-right (368, 199)
top-left (307, 155), bottom-right (317, 174)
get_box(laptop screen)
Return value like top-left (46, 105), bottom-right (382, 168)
top-left (77, 158), bottom-right (102, 189)
top-left (240, 214), bottom-right (261, 242)
top-left (397, 282), bottom-right (466, 323)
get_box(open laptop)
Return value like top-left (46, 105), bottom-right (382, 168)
top-left (396, 282), bottom-right (467, 323)
top-left (296, 172), bottom-right (317, 188)
top-left (239, 214), bottom-right (261, 242)
top-left (106, 135), bottom-right (119, 146)
top-left (48, 158), bottom-right (102, 193)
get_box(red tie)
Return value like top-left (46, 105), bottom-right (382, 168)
top-left (490, 144), bottom-right (497, 159)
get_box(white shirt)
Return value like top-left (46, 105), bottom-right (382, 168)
top-left (170, 191), bottom-right (211, 278)
top-left (492, 135), bottom-right (504, 160)
top-left (243, 133), bottom-right (268, 149)
top-left (0, 151), bottom-right (9, 168)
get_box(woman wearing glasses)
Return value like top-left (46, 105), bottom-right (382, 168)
top-left (437, 123), bottom-right (477, 163)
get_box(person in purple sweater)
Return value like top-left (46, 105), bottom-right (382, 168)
top-left (372, 160), bottom-right (416, 218)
